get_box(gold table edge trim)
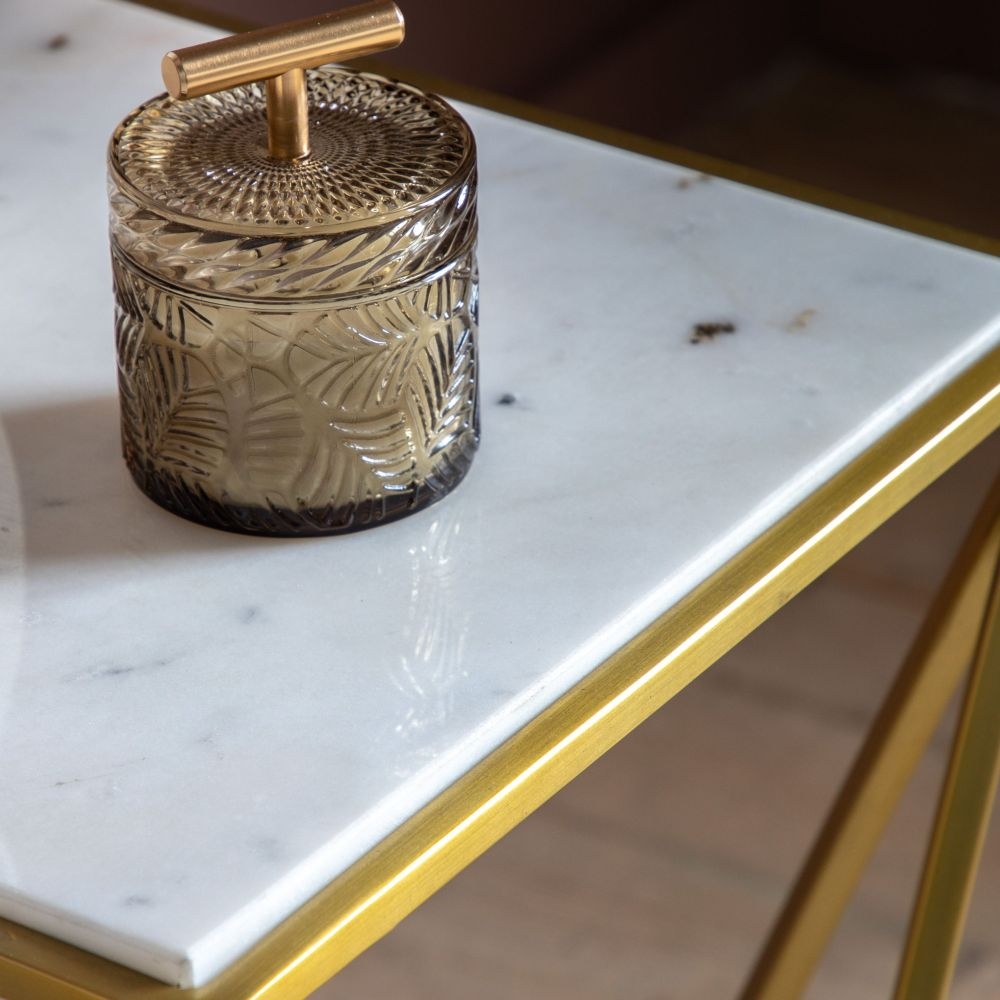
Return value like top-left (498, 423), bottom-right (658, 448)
top-left (388, 66), bottom-right (1000, 261)
top-left (2, 346), bottom-right (998, 998)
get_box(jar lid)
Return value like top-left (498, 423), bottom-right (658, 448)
top-left (110, 66), bottom-right (474, 238)
top-left (108, 65), bottom-right (477, 300)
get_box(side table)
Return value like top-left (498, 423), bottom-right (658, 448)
top-left (0, 1), bottom-right (998, 997)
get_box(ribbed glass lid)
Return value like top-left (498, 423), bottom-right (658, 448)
top-left (111, 66), bottom-right (472, 233)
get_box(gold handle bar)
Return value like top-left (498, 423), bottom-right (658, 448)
top-left (161, 2), bottom-right (405, 159)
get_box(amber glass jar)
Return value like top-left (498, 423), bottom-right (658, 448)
top-left (108, 57), bottom-right (479, 536)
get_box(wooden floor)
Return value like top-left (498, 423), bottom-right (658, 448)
top-left (313, 432), bottom-right (1000, 998)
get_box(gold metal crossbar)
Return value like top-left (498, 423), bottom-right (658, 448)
top-left (741, 474), bottom-right (1000, 1000)
top-left (892, 545), bottom-right (1000, 997)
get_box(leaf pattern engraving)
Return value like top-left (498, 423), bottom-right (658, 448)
top-left (406, 265), bottom-right (479, 464)
top-left (113, 249), bottom-right (479, 535)
top-left (299, 307), bottom-right (424, 414)
top-left (139, 345), bottom-right (228, 476)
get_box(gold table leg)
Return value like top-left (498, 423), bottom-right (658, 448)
top-left (892, 554), bottom-right (1000, 1000)
top-left (740, 476), bottom-right (1000, 1000)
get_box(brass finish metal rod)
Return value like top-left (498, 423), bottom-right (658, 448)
top-left (161, 1), bottom-right (404, 100)
top-left (739, 474), bottom-right (1000, 1000)
top-left (266, 69), bottom-right (309, 160)
top-left (892, 555), bottom-right (1000, 1000)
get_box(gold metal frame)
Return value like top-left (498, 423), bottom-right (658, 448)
top-left (3, 5), bottom-right (1000, 997)
top-left (893, 548), bottom-right (1000, 1000)
top-left (740, 475), bottom-right (1000, 1000)
top-left (3, 345), bottom-right (997, 999)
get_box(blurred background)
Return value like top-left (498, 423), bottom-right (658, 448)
top-left (155, 1), bottom-right (1000, 996)
top-left (165, 0), bottom-right (1000, 237)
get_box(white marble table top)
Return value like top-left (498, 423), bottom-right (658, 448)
top-left (2, 0), bottom-right (999, 989)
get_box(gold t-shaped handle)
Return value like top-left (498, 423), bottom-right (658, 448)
top-left (161, 2), bottom-right (405, 160)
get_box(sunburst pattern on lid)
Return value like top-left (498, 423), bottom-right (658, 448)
top-left (111, 66), bottom-right (471, 232)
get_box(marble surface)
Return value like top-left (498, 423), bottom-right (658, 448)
top-left (2, 0), bottom-right (1000, 989)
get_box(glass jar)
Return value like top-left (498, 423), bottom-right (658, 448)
top-left (108, 61), bottom-right (479, 536)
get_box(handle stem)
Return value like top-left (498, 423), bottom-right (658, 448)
top-left (267, 68), bottom-right (310, 160)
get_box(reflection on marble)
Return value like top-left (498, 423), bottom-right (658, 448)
top-left (2, 0), bottom-right (1000, 988)
top-left (383, 505), bottom-right (475, 774)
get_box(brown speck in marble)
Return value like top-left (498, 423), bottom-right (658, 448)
top-left (676, 173), bottom-right (711, 190)
top-left (46, 34), bottom-right (69, 50)
top-left (689, 321), bottom-right (736, 344)
top-left (788, 308), bottom-right (817, 331)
